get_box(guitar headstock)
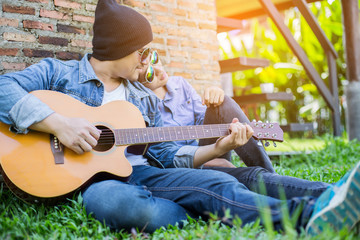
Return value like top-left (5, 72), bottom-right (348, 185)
top-left (249, 121), bottom-right (283, 143)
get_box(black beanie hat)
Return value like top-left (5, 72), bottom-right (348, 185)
top-left (92, 0), bottom-right (153, 61)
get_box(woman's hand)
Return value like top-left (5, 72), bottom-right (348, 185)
top-left (202, 86), bottom-right (225, 107)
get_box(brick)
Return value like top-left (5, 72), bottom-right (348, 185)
top-left (3, 32), bottom-right (36, 42)
top-left (152, 37), bottom-right (165, 45)
top-left (194, 73), bottom-right (213, 80)
top-left (123, 0), bottom-right (136, 7)
top-left (156, 49), bottom-right (166, 57)
top-left (167, 39), bottom-right (178, 46)
top-left (26, 0), bottom-right (49, 3)
top-left (23, 49), bottom-right (54, 58)
top-left (150, 4), bottom-right (168, 13)
top-left (168, 28), bottom-right (187, 37)
top-left (197, 3), bottom-right (214, 11)
top-left (199, 23), bottom-right (217, 31)
top-left (202, 42), bottom-right (219, 51)
top-left (123, 0), bottom-right (145, 8)
top-left (57, 24), bottom-right (85, 34)
top-left (191, 52), bottom-right (208, 60)
top-left (23, 20), bottom-right (54, 31)
top-left (168, 61), bottom-right (184, 68)
top-left (85, 4), bottom-right (96, 11)
top-left (174, 72), bottom-right (192, 79)
top-left (178, 20), bottom-right (197, 27)
top-left (172, 8), bottom-right (187, 17)
top-left (71, 39), bottom-right (92, 48)
top-left (0, 48), bottom-right (19, 56)
top-left (181, 39), bottom-right (199, 48)
top-left (0, 18), bottom-right (19, 27)
top-left (40, 9), bottom-right (70, 20)
top-left (73, 15), bottom-right (95, 24)
top-left (189, 12), bottom-right (215, 21)
top-left (56, 51), bottom-right (82, 60)
top-left (177, 0), bottom-right (197, 9)
top-left (169, 50), bottom-right (188, 58)
top-left (2, 4), bottom-right (35, 15)
top-left (156, 16), bottom-right (176, 25)
top-left (2, 62), bottom-right (26, 70)
top-left (187, 63), bottom-right (202, 70)
top-left (39, 36), bottom-right (68, 46)
top-left (54, 0), bottom-right (81, 9)
top-left (152, 25), bottom-right (166, 34)
top-left (204, 63), bottom-right (220, 72)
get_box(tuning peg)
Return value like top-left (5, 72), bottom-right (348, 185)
top-left (257, 140), bottom-right (263, 146)
top-left (273, 141), bottom-right (277, 147)
top-left (264, 141), bottom-right (270, 147)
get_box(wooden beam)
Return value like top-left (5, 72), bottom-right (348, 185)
top-left (232, 92), bottom-right (294, 105)
top-left (293, 0), bottom-right (338, 59)
top-left (220, 0), bottom-right (322, 20)
top-left (327, 53), bottom-right (341, 136)
top-left (342, 0), bottom-right (360, 140)
top-left (219, 57), bottom-right (270, 73)
top-left (217, 17), bottom-right (244, 32)
top-left (341, 0), bottom-right (360, 82)
top-left (258, 0), bottom-right (335, 111)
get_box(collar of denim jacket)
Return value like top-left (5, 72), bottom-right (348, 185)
top-left (78, 53), bottom-right (101, 84)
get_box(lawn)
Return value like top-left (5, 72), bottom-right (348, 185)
top-left (1, 135), bottom-right (359, 239)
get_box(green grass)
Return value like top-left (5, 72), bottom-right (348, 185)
top-left (1, 135), bottom-right (360, 239)
top-left (266, 137), bottom-right (326, 153)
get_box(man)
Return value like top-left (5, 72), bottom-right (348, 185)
top-left (0, 0), bottom-right (359, 235)
top-left (139, 57), bottom-right (329, 199)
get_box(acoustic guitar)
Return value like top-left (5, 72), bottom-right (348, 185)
top-left (0, 90), bottom-right (283, 202)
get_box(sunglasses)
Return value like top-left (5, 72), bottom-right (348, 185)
top-left (137, 48), bottom-right (158, 64)
top-left (138, 49), bottom-right (159, 83)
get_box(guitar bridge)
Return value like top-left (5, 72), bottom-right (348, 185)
top-left (50, 134), bottom-right (64, 164)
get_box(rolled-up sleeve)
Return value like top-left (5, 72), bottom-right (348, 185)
top-left (8, 94), bottom-right (54, 134)
top-left (173, 145), bottom-right (199, 168)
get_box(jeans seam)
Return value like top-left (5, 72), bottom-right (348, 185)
top-left (149, 186), bottom-right (281, 215)
top-left (251, 176), bottom-right (325, 193)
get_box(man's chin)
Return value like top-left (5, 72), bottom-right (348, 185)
top-left (127, 73), bottom-right (140, 82)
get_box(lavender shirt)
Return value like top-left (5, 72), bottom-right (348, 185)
top-left (158, 76), bottom-right (207, 146)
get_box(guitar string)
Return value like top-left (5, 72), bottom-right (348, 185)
top-left (96, 127), bottom-right (233, 145)
top-left (94, 129), bottom-right (276, 146)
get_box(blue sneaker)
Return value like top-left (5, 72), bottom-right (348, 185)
top-left (306, 161), bottom-right (360, 235)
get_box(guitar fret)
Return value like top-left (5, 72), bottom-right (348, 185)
top-left (143, 128), bottom-right (149, 143)
top-left (168, 127), bottom-right (177, 141)
top-left (113, 122), bottom-right (282, 146)
top-left (157, 128), bottom-right (164, 142)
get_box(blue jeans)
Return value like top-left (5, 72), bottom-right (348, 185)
top-left (82, 166), bottom-right (316, 233)
top-left (199, 96), bottom-right (276, 173)
top-left (205, 166), bottom-right (329, 199)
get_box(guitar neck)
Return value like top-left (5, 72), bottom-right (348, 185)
top-left (114, 124), bottom-right (231, 145)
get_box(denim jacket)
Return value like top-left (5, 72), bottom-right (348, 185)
top-left (0, 54), bottom-right (198, 168)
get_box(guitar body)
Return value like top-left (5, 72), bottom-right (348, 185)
top-left (0, 90), bottom-right (140, 200)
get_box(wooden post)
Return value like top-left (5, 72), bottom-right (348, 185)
top-left (342, 0), bottom-right (360, 140)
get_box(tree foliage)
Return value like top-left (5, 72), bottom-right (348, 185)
top-left (219, 0), bottom-right (346, 135)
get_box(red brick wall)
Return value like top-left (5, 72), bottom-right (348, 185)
top-left (0, 0), bottom-right (220, 88)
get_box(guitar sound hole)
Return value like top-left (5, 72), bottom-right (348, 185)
top-left (93, 125), bottom-right (114, 152)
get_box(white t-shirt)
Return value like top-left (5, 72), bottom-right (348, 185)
top-left (101, 83), bottom-right (149, 166)
top-left (102, 83), bottom-right (127, 105)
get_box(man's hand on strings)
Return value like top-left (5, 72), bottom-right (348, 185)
top-left (215, 118), bottom-right (254, 153)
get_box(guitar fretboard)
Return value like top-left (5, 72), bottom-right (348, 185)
top-left (114, 124), bottom-right (231, 145)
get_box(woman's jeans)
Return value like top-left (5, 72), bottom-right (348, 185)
top-left (205, 166), bottom-right (329, 199)
top-left (199, 96), bottom-right (276, 173)
top-left (83, 165), bottom-right (317, 233)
